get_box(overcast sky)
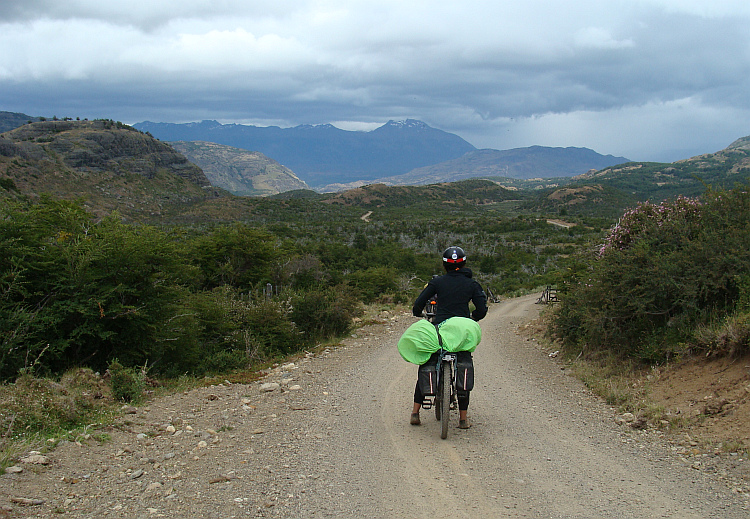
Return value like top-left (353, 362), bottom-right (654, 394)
top-left (2, 0), bottom-right (750, 162)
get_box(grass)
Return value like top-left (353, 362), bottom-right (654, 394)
top-left (0, 368), bottom-right (119, 473)
top-left (718, 439), bottom-right (750, 458)
top-left (568, 349), bottom-right (643, 408)
top-left (536, 302), bottom-right (671, 428)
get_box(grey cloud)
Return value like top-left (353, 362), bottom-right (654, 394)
top-left (2, 1), bottom-right (750, 163)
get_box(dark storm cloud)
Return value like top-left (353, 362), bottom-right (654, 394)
top-left (2, 1), bottom-right (750, 161)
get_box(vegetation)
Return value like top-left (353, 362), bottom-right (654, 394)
top-left (0, 190), bottom-right (589, 382)
top-left (3, 117), bottom-right (750, 455)
top-left (549, 185), bottom-right (750, 362)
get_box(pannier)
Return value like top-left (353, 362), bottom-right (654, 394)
top-left (455, 352), bottom-right (474, 392)
top-left (418, 358), bottom-right (438, 396)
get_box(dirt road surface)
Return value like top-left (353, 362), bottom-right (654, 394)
top-left (2, 294), bottom-right (749, 518)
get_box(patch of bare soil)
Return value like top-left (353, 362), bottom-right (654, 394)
top-left (648, 354), bottom-right (750, 451)
top-left (545, 218), bottom-right (576, 228)
top-left (525, 309), bottom-right (750, 453)
top-left (640, 354), bottom-right (750, 495)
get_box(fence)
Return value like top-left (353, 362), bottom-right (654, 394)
top-left (245, 283), bottom-right (286, 301)
top-left (536, 285), bottom-right (559, 304)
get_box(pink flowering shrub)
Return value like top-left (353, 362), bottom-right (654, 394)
top-left (551, 186), bottom-right (750, 362)
top-left (598, 195), bottom-right (703, 257)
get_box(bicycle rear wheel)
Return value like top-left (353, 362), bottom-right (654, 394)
top-left (440, 361), bottom-right (451, 439)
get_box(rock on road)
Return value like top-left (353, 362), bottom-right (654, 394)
top-left (2, 294), bottom-right (749, 518)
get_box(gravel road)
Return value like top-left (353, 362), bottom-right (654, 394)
top-left (2, 294), bottom-right (749, 518)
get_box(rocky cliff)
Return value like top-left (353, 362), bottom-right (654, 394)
top-left (170, 141), bottom-right (308, 196)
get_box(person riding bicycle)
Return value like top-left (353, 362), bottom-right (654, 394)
top-left (410, 246), bottom-right (487, 429)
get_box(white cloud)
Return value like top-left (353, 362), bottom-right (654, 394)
top-left (574, 27), bottom-right (635, 49)
top-left (122, 28), bottom-right (311, 75)
top-left (636, 0), bottom-right (750, 18)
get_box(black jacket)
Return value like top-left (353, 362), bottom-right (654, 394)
top-left (412, 267), bottom-right (487, 325)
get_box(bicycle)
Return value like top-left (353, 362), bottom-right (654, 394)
top-left (424, 295), bottom-right (438, 322)
top-left (419, 347), bottom-right (458, 439)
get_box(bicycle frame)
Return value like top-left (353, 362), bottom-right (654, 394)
top-left (437, 350), bottom-right (456, 394)
top-left (425, 297), bottom-right (438, 322)
top-left (420, 351), bottom-right (457, 406)
top-left (438, 349), bottom-right (457, 438)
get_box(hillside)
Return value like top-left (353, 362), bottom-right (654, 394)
top-left (319, 178), bottom-right (520, 211)
top-left (0, 120), bottom-right (222, 220)
top-left (377, 146), bottom-right (630, 186)
top-left (0, 110), bottom-right (41, 133)
top-left (575, 137), bottom-right (750, 197)
top-left (170, 141), bottom-right (309, 196)
top-left (520, 136), bottom-right (750, 217)
top-left (134, 119), bottom-right (476, 187)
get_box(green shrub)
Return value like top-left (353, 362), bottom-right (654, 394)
top-left (107, 360), bottom-right (145, 403)
top-left (346, 267), bottom-right (399, 303)
top-left (0, 369), bottom-right (107, 440)
top-left (693, 311), bottom-right (750, 357)
top-left (242, 298), bottom-right (300, 357)
top-left (551, 186), bottom-right (750, 361)
top-left (197, 349), bottom-right (249, 375)
top-left (291, 286), bottom-right (363, 341)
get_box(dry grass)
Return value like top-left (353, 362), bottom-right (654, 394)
top-left (0, 368), bottom-right (118, 472)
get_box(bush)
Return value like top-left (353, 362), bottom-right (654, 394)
top-left (291, 286), bottom-right (363, 341)
top-left (0, 200), bottom-right (197, 378)
top-left (242, 298), bottom-right (300, 357)
top-left (197, 349), bottom-right (249, 375)
top-left (346, 267), bottom-right (399, 303)
top-left (551, 186), bottom-right (750, 361)
top-left (107, 360), bottom-right (145, 403)
top-left (693, 311), bottom-right (750, 357)
top-left (0, 370), bottom-right (106, 441)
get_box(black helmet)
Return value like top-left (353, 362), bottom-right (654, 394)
top-left (442, 246), bottom-right (466, 270)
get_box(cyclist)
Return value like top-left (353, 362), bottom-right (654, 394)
top-left (410, 246), bottom-right (487, 429)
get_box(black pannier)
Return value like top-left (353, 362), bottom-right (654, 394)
top-left (418, 360), bottom-right (438, 396)
top-left (455, 351), bottom-right (474, 392)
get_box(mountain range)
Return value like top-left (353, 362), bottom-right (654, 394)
top-left (2, 113), bottom-right (750, 223)
top-left (2, 112), bottom-right (630, 196)
top-left (134, 119), bottom-right (629, 190)
top-left (134, 119), bottom-right (477, 188)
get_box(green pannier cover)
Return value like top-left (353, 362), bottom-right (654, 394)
top-left (397, 317), bottom-right (482, 365)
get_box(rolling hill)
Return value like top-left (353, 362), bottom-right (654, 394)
top-left (378, 146), bottom-right (630, 186)
top-left (522, 136), bottom-right (750, 217)
top-left (0, 119), bottom-right (222, 220)
top-left (0, 110), bottom-right (41, 133)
